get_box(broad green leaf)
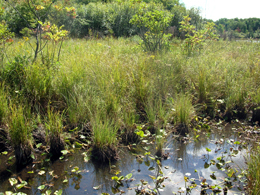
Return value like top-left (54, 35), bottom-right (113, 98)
top-left (61, 150), bottom-right (69, 155)
top-left (9, 178), bottom-right (18, 186)
top-left (71, 166), bottom-right (79, 172)
top-left (84, 156), bottom-right (90, 162)
top-left (38, 185), bottom-right (45, 190)
top-left (75, 142), bottom-right (82, 148)
top-left (45, 190), bottom-right (52, 195)
top-left (118, 176), bottom-right (124, 181)
top-left (234, 141), bottom-right (240, 145)
top-left (38, 170), bottom-right (45, 175)
top-left (8, 156), bottom-right (15, 161)
top-left (16, 181), bottom-right (27, 189)
top-left (111, 176), bottom-right (119, 181)
top-left (125, 173), bottom-right (132, 180)
top-left (54, 189), bottom-right (62, 195)
top-left (63, 179), bottom-right (68, 183)
top-left (36, 143), bottom-right (42, 148)
top-left (135, 130), bottom-right (144, 138)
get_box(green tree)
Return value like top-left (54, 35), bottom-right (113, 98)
top-left (5, 0), bottom-right (74, 62)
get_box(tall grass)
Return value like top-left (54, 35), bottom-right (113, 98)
top-left (172, 93), bottom-right (194, 135)
top-left (173, 93), bottom-right (194, 125)
top-left (1, 37), bottom-right (260, 165)
top-left (45, 108), bottom-right (65, 158)
top-left (247, 146), bottom-right (260, 194)
top-left (0, 87), bottom-right (8, 124)
top-left (91, 111), bottom-right (119, 162)
top-left (8, 104), bottom-right (33, 166)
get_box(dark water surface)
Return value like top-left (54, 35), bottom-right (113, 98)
top-left (0, 123), bottom-right (249, 195)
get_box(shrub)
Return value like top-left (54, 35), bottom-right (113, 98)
top-left (130, 2), bottom-right (172, 52)
top-left (179, 15), bottom-right (218, 56)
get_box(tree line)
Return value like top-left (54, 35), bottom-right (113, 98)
top-left (215, 18), bottom-right (260, 39)
top-left (1, 0), bottom-right (260, 39)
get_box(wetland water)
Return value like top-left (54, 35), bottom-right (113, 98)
top-left (0, 123), bottom-right (249, 195)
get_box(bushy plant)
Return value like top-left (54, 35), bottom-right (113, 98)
top-left (130, 2), bottom-right (173, 52)
top-left (5, 0), bottom-right (73, 63)
top-left (180, 15), bottom-right (218, 56)
top-left (107, 1), bottom-right (138, 37)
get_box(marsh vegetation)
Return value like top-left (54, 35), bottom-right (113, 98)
top-left (0, 0), bottom-right (260, 194)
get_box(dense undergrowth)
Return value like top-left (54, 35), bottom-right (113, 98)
top-left (0, 37), bottom-right (260, 192)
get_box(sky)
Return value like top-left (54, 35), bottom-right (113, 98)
top-left (180, 0), bottom-right (260, 21)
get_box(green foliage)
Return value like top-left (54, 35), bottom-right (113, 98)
top-left (24, 62), bottom-right (54, 106)
top-left (130, 3), bottom-right (173, 52)
top-left (215, 17), bottom-right (260, 39)
top-left (91, 112), bottom-right (118, 149)
top-left (1, 55), bottom-right (30, 91)
top-left (172, 93), bottom-right (194, 126)
top-left (247, 146), bottom-right (260, 194)
top-left (8, 104), bottom-right (33, 148)
top-left (5, 0), bottom-right (72, 62)
top-left (45, 108), bottom-right (63, 138)
top-left (0, 7), bottom-right (14, 65)
top-left (0, 87), bottom-right (8, 124)
top-left (40, 21), bottom-right (69, 63)
top-left (180, 15), bottom-right (218, 56)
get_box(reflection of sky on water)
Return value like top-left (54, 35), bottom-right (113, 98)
top-left (0, 124), bottom-right (248, 195)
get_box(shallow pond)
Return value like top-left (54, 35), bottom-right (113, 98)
top-left (0, 123), bottom-right (250, 195)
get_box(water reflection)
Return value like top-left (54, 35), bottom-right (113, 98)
top-left (0, 124), bottom-right (248, 195)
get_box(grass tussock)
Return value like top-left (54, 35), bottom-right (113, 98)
top-left (8, 104), bottom-right (33, 167)
top-left (171, 93), bottom-right (194, 136)
top-left (247, 146), bottom-right (260, 195)
top-left (45, 108), bottom-right (65, 158)
top-left (0, 86), bottom-right (8, 125)
top-left (91, 112), bottom-right (119, 162)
